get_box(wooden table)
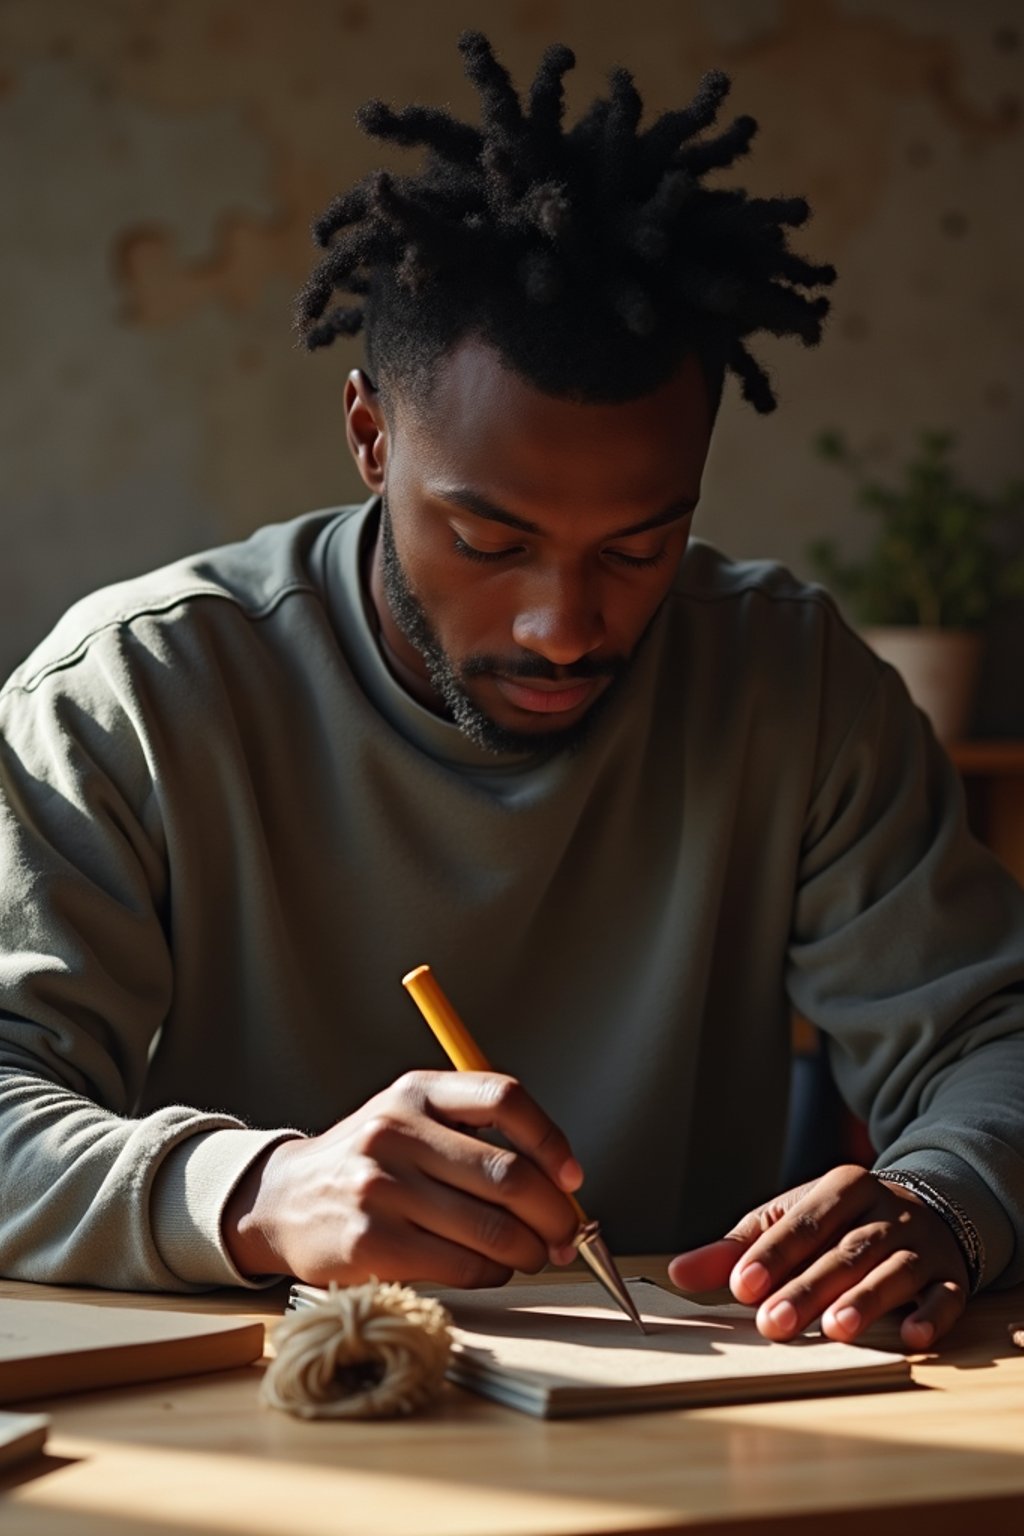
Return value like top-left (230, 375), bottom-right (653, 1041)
top-left (2, 1261), bottom-right (1024, 1536)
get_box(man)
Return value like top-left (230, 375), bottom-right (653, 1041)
top-left (2, 34), bottom-right (1022, 1355)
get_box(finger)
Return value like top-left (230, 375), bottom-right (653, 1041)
top-left (668, 1238), bottom-right (749, 1293)
top-left (367, 1219), bottom-right (514, 1289)
top-left (747, 1219), bottom-right (897, 1340)
top-left (730, 1166), bottom-right (879, 1306)
top-left (420, 1124), bottom-right (583, 1253)
top-left (294, 1210), bottom-right (513, 1291)
top-left (352, 1105), bottom-right (577, 1254)
top-left (398, 1071), bottom-right (584, 1192)
top-left (899, 1279), bottom-right (968, 1351)
top-left (669, 1184), bottom-right (820, 1293)
top-left (397, 1168), bottom-right (551, 1274)
top-left (815, 1248), bottom-right (963, 1345)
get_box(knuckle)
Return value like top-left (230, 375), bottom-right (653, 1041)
top-left (531, 1119), bottom-right (562, 1157)
top-left (474, 1203), bottom-right (520, 1259)
top-left (348, 1160), bottom-right (391, 1208)
top-left (757, 1202), bottom-right (788, 1234)
top-left (483, 1074), bottom-right (523, 1113)
top-left (357, 1113), bottom-right (402, 1158)
top-left (836, 1231), bottom-right (872, 1267)
top-left (481, 1147), bottom-right (524, 1194)
top-left (392, 1069), bottom-right (430, 1106)
top-left (892, 1248), bottom-right (924, 1280)
top-left (836, 1222), bottom-right (885, 1267)
top-left (790, 1209), bottom-right (822, 1243)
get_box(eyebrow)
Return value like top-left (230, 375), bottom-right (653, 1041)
top-left (429, 486), bottom-right (698, 540)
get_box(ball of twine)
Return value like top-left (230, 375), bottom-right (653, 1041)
top-left (261, 1278), bottom-right (453, 1419)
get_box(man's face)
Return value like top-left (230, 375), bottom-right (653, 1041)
top-left (350, 337), bottom-right (715, 753)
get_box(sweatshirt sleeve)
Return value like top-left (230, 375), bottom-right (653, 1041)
top-left (787, 651), bottom-right (1024, 1290)
top-left (0, 630), bottom-right (298, 1291)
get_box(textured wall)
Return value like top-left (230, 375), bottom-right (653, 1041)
top-left (2, 0), bottom-right (1022, 688)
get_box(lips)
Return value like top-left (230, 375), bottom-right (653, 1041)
top-left (492, 676), bottom-right (601, 714)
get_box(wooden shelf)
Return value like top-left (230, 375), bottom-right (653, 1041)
top-left (947, 740), bottom-right (1024, 775)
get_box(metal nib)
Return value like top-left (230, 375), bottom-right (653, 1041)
top-left (574, 1220), bottom-right (647, 1335)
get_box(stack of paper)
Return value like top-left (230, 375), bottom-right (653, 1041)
top-left (289, 1277), bottom-right (911, 1419)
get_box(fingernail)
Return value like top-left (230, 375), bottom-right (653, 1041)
top-left (766, 1299), bottom-right (799, 1333)
top-left (549, 1243), bottom-right (578, 1266)
top-left (735, 1260), bottom-right (771, 1301)
top-left (559, 1157), bottom-right (583, 1191)
top-left (832, 1305), bottom-right (861, 1338)
top-left (904, 1318), bottom-right (934, 1348)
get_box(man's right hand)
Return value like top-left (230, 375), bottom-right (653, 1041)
top-left (222, 1070), bottom-right (584, 1288)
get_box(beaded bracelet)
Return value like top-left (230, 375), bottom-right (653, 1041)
top-left (874, 1167), bottom-right (985, 1296)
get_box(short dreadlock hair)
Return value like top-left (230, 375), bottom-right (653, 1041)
top-left (295, 31), bottom-right (836, 415)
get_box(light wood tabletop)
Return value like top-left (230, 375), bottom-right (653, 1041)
top-left (2, 1260), bottom-right (1024, 1536)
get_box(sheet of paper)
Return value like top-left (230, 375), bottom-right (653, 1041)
top-left (441, 1280), bottom-right (909, 1392)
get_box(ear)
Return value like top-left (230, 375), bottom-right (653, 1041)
top-left (344, 369), bottom-right (389, 494)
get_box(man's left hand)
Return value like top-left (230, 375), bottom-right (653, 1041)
top-left (667, 1164), bottom-right (969, 1350)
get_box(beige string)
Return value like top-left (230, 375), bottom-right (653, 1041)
top-left (261, 1279), bottom-right (452, 1419)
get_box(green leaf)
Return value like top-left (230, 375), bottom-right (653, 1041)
top-left (804, 427), bottom-right (1024, 627)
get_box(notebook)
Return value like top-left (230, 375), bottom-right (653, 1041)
top-left (290, 1277), bottom-right (912, 1418)
top-left (0, 1298), bottom-right (264, 1404)
top-left (0, 1410), bottom-right (49, 1470)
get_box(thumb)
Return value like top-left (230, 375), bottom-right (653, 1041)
top-left (667, 1235), bottom-right (751, 1294)
top-left (667, 1183), bottom-right (816, 1294)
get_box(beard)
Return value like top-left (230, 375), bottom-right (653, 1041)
top-left (377, 497), bottom-right (634, 756)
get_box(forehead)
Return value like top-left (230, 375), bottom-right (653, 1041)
top-left (391, 337), bottom-right (714, 511)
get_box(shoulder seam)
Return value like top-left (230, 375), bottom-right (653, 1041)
top-left (2, 579), bottom-right (318, 699)
top-left (671, 581), bottom-right (833, 613)
top-left (669, 578), bottom-right (881, 661)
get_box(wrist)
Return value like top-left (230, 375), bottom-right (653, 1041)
top-left (222, 1138), bottom-right (301, 1279)
top-left (874, 1166), bottom-right (985, 1295)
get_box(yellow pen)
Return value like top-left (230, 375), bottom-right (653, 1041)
top-left (401, 963), bottom-right (646, 1334)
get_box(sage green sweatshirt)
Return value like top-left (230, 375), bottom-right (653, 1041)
top-left (1, 499), bottom-right (1023, 1291)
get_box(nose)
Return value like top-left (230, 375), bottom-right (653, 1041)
top-left (510, 567), bottom-right (606, 666)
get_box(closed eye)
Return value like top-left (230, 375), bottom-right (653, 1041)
top-left (604, 546), bottom-right (669, 570)
top-left (452, 536), bottom-right (522, 564)
top-left (452, 536), bottom-right (671, 569)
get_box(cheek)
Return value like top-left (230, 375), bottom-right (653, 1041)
top-left (393, 520), bottom-right (510, 649)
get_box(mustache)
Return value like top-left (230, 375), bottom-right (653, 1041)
top-left (461, 654), bottom-right (627, 682)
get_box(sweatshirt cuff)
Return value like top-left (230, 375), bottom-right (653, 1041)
top-left (151, 1126), bottom-right (304, 1288)
top-left (872, 1147), bottom-right (1016, 1291)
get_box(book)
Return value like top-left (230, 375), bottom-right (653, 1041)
top-left (0, 1410), bottom-right (49, 1470)
top-left (290, 1277), bottom-right (912, 1418)
top-left (0, 1298), bottom-right (264, 1405)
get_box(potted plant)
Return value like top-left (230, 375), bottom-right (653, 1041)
top-left (807, 429), bottom-right (1024, 741)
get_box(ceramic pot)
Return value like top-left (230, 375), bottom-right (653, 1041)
top-left (861, 627), bottom-right (982, 743)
